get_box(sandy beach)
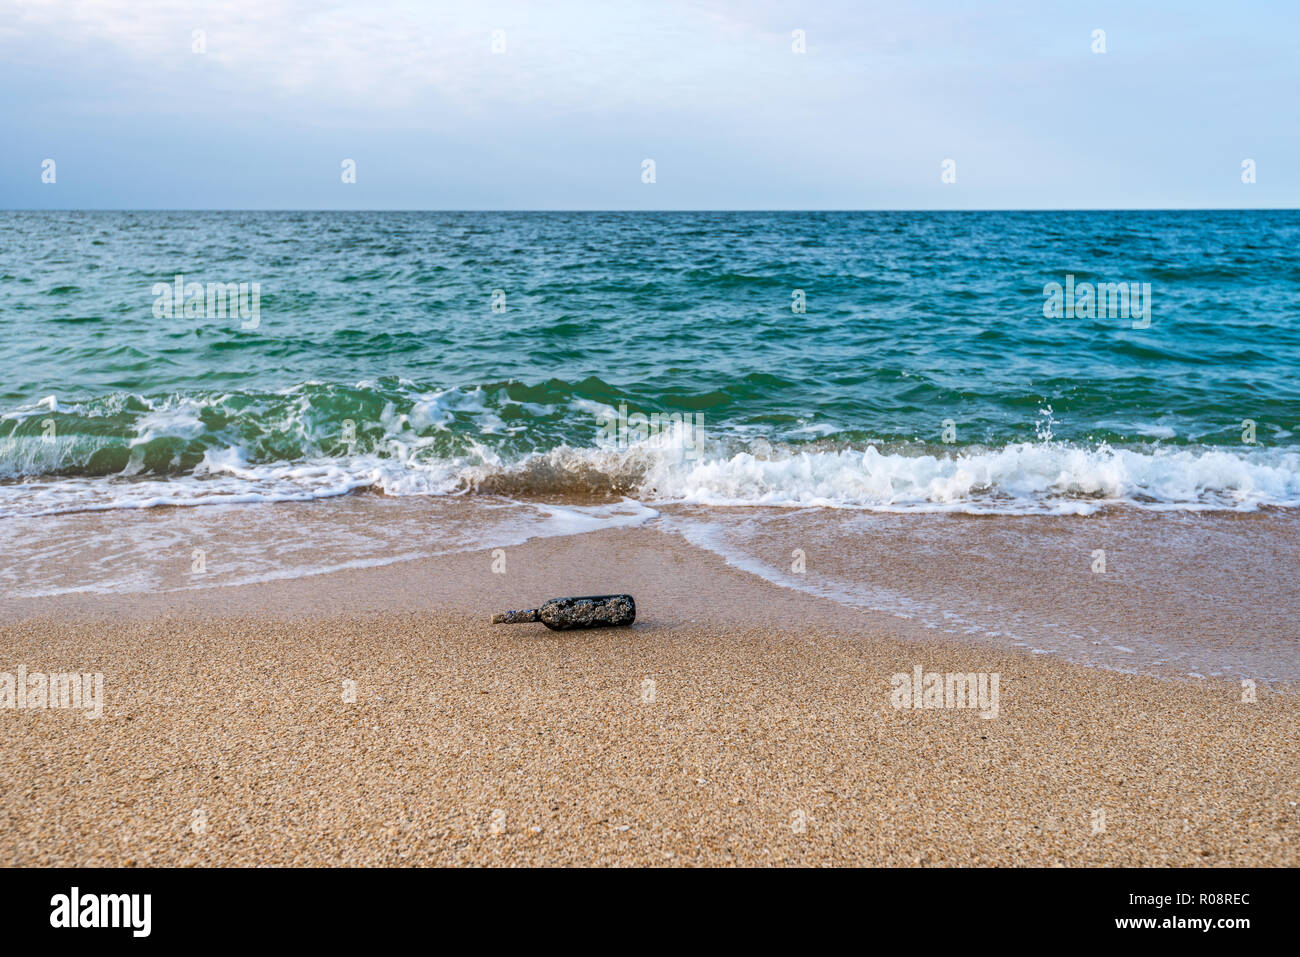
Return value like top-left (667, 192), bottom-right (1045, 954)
top-left (1, 516), bottom-right (1295, 867)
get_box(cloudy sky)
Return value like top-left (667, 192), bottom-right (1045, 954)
top-left (1, 0), bottom-right (1296, 209)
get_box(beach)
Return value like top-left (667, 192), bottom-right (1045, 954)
top-left (2, 209), bottom-right (1298, 868)
top-left (2, 511), bottom-right (1295, 867)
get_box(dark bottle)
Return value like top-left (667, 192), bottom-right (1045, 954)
top-left (491, 594), bottom-right (636, 630)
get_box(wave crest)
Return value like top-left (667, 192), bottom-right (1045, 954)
top-left (2, 386), bottom-right (1299, 516)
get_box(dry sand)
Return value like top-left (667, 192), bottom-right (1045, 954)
top-left (0, 523), bottom-right (1296, 866)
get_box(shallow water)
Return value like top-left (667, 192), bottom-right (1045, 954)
top-left (1, 494), bottom-right (1295, 685)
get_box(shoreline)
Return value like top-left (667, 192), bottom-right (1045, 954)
top-left (1, 523), bottom-right (1295, 866)
top-left (5, 495), bottom-right (1298, 684)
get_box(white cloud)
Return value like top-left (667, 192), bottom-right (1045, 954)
top-left (6, 0), bottom-right (831, 116)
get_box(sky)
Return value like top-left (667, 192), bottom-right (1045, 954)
top-left (1, 0), bottom-right (1297, 209)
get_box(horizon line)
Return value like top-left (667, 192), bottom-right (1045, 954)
top-left (3, 207), bottom-right (1298, 214)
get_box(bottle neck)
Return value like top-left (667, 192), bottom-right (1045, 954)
top-left (491, 609), bottom-right (539, 624)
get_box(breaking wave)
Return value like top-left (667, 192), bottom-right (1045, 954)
top-left (2, 384), bottom-right (1299, 517)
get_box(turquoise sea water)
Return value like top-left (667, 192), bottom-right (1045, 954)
top-left (2, 210), bottom-right (1298, 515)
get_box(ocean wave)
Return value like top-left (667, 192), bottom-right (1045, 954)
top-left (2, 432), bottom-right (1298, 519)
top-left (2, 384), bottom-right (1299, 517)
top-left (451, 440), bottom-right (1300, 514)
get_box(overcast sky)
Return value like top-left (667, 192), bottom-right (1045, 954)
top-left (1, 0), bottom-right (1296, 209)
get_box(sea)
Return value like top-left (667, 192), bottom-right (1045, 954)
top-left (2, 210), bottom-right (1298, 681)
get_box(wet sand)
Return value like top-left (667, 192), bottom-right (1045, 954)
top-left (660, 504), bottom-right (1300, 684)
top-left (5, 495), bottom-right (1297, 683)
top-left (0, 521), bottom-right (1296, 866)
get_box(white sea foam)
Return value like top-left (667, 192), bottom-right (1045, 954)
top-left (1133, 424), bottom-right (1177, 439)
top-left (632, 442), bottom-right (1300, 513)
top-left (2, 383), bottom-right (1299, 520)
top-left (1, 437), bottom-right (1298, 517)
